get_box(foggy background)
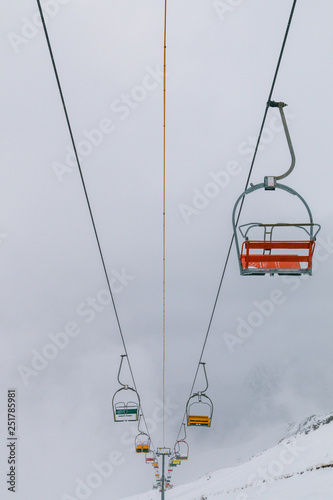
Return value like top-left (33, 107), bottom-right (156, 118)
top-left (1, 1), bottom-right (333, 499)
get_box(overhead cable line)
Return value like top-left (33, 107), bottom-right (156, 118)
top-left (175, 0), bottom-right (299, 442)
top-left (35, 0), bottom-right (154, 450)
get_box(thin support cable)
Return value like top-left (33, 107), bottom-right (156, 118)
top-left (175, 0), bottom-right (298, 442)
top-left (35, 0), bottom-right (154, 450)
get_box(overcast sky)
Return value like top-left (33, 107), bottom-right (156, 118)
top-left (1, 1), bottom-right (333, 499)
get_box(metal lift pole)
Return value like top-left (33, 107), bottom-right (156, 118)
top-left (156, 448), bottom-right (171, 500)
top-left (161, 453), bottom-right (165, 500)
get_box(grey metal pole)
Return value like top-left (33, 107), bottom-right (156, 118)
top-left (161, 453), bottom-right (165, 500)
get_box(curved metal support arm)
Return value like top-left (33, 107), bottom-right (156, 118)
top-left (137, 413), bottom-right (149, 435)
top-left (137, 413), bottom-right (143, 432)
top-left (268, 101), bottom-right (295, 180)
top-left (117, 354), bottom-right (128, 387)
top-left (200, 362), bottom-right (209, 393)
top-left (179, 423), bottom-right (186, 441)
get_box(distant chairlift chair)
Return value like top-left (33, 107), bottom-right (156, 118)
top-left (112, 355), bottom-right (140, 422)
top-left (186, 362), bottom-right (213, 427)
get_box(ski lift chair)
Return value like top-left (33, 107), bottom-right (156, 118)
top-left (112, 355), bottom-right (140, 422)
top-left (135, 432), bottom-right (151, 453)
top-left (186, 363), bottom-right (213, 427)
top-left (232, 101), bottom-right (320, 276)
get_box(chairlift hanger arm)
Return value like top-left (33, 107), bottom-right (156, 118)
top-left (137, 413), bottom-right (143, 432)
top-left (268, 101), bottom-right (295, 181)
top-left (117, 354), bottom-right (128, 387)
top-left (137, 414), bottom-right (150, 435)
top-left (200, 362), bottom-right (209, 393)
top-left (117, 355), bottom-right (139, 393)
top-left (179, 423), bottom-right (186, 441)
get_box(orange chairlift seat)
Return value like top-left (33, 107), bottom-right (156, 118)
top-left (112, 355), bottom-right (140, 422)
top-left (186, 362), bottom-right (213, 427)
top-left (241, 240), bottom-right (315, 270)
top-left (233, 187), bottom-right (320, 276)
top-left (232, 101), bottom-right (320, 276)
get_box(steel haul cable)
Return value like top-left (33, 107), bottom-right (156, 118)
top-left (35, 0), bottom-right (154, 451)
top-left (174, 0), bottom-right (299, 443)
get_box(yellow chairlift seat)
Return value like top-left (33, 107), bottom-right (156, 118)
top-left (187, 415), bottom-right (211, 427)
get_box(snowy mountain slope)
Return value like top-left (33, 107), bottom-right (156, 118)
top-left (284, 412), bottom-right (333, 439)
top-left (121, 413), bottom-right (333, 500)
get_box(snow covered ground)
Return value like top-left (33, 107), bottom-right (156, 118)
top-left (121, 413), bottom-right (333, 500)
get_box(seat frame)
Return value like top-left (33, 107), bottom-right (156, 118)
top-left (232, 183), bottom-right (320, 276)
